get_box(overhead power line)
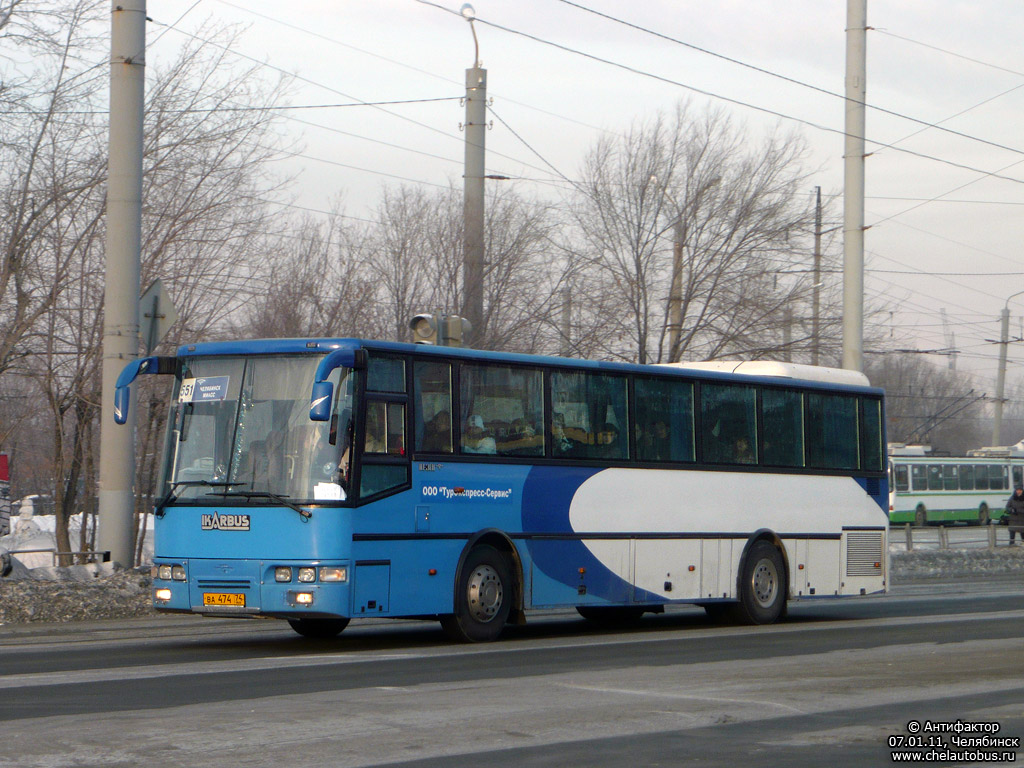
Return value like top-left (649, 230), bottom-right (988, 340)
top-left (414, 1), bottom-right (1024, 188)
top-left (555, 0), bottom-right (1024, 161)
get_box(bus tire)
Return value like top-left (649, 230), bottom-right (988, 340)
top-left (576, 605), bottom-right (645, 625)
top-left (979, 503), bottom-right (990, 526)
top-left (287, 618), bottom-right (350, 639)
top-left (915, 505), bottom-right (927, 527)
top-left (441, 545), bottom-right (512, 643)
top-left (733, 541), bottom-right (786, 625)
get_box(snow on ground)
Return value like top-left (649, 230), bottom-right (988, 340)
top-left (0, 510), bottom-right (154, 573)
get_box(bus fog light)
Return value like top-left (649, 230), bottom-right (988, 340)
top-left (157, 565), bottom-right (172, 581)
top-left (275, 567), bottom-right (292, 583)
top-left (289, 591), bottom-right (314, 605)
top-left (319, 567), bottom-right (347, 582)
top-left (171, 565), bottom-right (187, 581)
top-left (297, 567), bottom-right (316, 583)
top-left (155, 588), bottom-right (172, 602)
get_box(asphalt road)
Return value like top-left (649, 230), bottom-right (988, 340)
top-left (1, 576), bottom-right (1023, 767)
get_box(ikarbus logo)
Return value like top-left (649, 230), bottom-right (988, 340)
top-left (200, 512), bottom-right (250, 531)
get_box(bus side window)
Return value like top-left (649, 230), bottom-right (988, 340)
top-left (1014, 466), bottom-right (1023, 488)
top-left (701, 383), bottom-right (757, 465)
top-left (635, 377), bottom-right (694, 463)
top-left (414, 361), bottom-right (453, 454)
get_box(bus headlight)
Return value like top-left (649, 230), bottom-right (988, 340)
top-left (275, 567), bottom-right (293, 583)
top-left (319, 566), bottom-right (348, 582)
top-left (297, 567), bottom-right (316, 583)
top-left (157, 565), bottom-right (173, 581)
top-left (171, 565), bottom-right (187, 581)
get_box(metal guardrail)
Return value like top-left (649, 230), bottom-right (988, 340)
top-left (5, 548), bottom-right (111, 566)
top-left (901, 523), bottom-right (1015, 552)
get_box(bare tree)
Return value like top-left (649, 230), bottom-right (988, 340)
top-left (568, 102), bottom-right (820, 365)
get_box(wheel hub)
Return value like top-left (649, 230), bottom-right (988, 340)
top-left (467, 564), bottom-right (503, 623)
top-left (751, 558), bottom-right (778, 608)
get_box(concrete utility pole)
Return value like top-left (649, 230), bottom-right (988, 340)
top-left (842, 0), bottom-right (867, 372)
top-left (98, 0), bottom-right (145, 567)
top-left (812, 186), bottom-right (822, 366)
top-left (461, 4), bottom-right (486, 347)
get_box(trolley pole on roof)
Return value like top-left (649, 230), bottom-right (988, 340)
top-left (98, 0), bottom-right (145, 568)
top-left (461, 4), bottom-right (486, 347)
top-left (842, 0), bottom-right (867, 372)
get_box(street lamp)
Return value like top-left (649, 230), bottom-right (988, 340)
top-left (993, 289), bottom-right (1024, 445)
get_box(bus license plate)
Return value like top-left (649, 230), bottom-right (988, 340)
top-left (203, 592), bottom-right (245, 607)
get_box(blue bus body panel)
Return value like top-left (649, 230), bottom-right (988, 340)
top-left (155, 506), bottom-right (351, 560)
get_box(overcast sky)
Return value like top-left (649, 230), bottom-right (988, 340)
top-left (147, 0), bottom-right (1024, 390)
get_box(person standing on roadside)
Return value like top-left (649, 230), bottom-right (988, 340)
top-left (1004, 486), bottom-right (1024, 545)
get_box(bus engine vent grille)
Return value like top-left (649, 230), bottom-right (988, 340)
top-left (845, 532), bottom-right (883, 576)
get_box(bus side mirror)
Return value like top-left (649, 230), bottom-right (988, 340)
top-left (310, 381), bottom-right (334, 422)
top-left (113, 356), bottom-right (179, 424)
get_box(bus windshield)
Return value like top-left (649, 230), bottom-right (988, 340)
top-left (160, 355), bottom-right (353, 504)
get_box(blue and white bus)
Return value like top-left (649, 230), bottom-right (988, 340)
top-left (115, 340), bottom-right (888, 641)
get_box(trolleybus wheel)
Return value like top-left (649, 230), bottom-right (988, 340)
top-left (733, 541), bottom-right (786, 625)
top-left (979, 503), bottom-right (990, 526)
top-left (915, 505), bottom-right (927, 527)
top-left (287, 618), bottom-right (350, 639)
top-left (441, 545), bottom-right (513, 643)
top-left (576, 606), bottom-right (645, 625)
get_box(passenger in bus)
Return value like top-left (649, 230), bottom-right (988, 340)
top-left (595, 422), bottom-right (621, 459)
top-left (462, 414), bottom-right (497, 454)
top-left (421, 410), bottom-right (452, 453)
top-left (640, 419), bottom-right (671, 461)
top-left (1005, 486), bottom-right (1024, 544)
top-left (552, 412), bottom-right (584, 456)
top-left (733, 436), bottom-right (755, 464)
top-left (501, 417), bottom-right (544, 455)
top-left (365, 407), bottom-right (387, 453)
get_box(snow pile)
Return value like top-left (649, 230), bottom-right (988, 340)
top-left (0, 510), bottom-right (153, 575)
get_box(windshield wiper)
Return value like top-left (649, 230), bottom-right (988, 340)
top-left (207, 490), bottom-right (312, 520)
top-left (154, 481), bottom-right (244, 517)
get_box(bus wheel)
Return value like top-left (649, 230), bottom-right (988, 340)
top-left (441, 546), bottom-right (512, 643)
top-left (287, 618), bottom-right (350, 639)
top-left (979, 503), bottom-right (990, 526)
top-left (576, 606), bottom-right (645, 625)
top-left (733, 541), bottom-right (786, 625)
top-left (915, 505), bottom-right (927, 527)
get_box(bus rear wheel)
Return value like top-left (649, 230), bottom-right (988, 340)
top-left (915, 505), bottom-right (927, 526)
top-left (287, 618), bottom-right (350, 639)
top-left (979, 503), bottom-right (990, 526)
top-left (441, 545), bottom-right (513, 643)
top-left (733, 541), bottom-right (786, 625)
